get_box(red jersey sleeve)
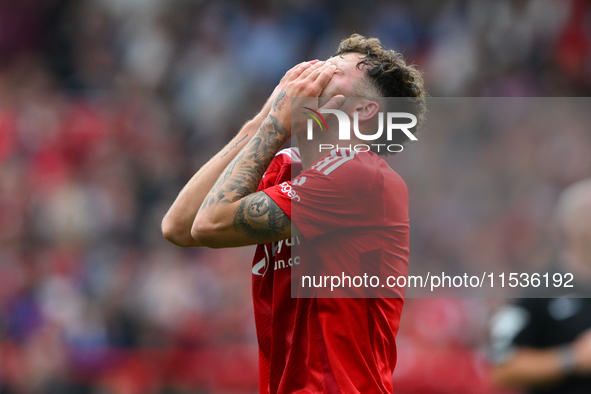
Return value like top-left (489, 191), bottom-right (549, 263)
top-left (264, 149), bottom-right (395, 241)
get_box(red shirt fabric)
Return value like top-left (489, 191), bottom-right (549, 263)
top-left (252, 147), bottom-right (410, 393)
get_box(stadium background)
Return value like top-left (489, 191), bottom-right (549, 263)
top-left (0, 0), bottom-right (590, 393)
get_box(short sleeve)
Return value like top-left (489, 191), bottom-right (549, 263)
top-left (263, 150), bottom-right (381, 240)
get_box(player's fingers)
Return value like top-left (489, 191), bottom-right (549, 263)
top-left (305, 62), bottom-right (335, 83)
top-left (312, 63), bottom-right (337, 88)
top-left (289, 60), bottom-right (320, 79)
top-left (284, 61), bottom-right (313, 81)
top-left (296, 61), bottom-right (326, 80)
top-left (319, 95), bottom-right (345, 111)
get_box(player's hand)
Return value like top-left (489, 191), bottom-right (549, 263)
top-left (573, 329), bottom-right (591, 374)
top-left (260, 60), bottom-right (320, 117)
top-left (269, 61), bottom-right (343, 134)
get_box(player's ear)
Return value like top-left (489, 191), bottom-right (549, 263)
top-left (353, 99), bottom-right (380, 122)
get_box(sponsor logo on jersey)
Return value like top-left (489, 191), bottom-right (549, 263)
top-left (279, 182), bottom-right (301, 201)
top-left (252, 236), bottom-right (301, 276)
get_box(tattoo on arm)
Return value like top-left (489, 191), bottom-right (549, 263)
top-left (233, 193), bottom-right (290, 238)
top-left (199, 114), bottom-right (289, 214)
top-left (273, 90), bottom-right (287, 111)
top-left (220, 134), bottom-right (249, 160)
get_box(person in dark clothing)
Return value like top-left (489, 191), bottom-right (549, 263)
top-left (490, 178), bottom-right (591, 394)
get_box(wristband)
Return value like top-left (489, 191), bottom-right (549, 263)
top-left (557, 344), bottom-right (577, 375)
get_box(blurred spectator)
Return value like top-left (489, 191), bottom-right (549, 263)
top-left (490, 179), bottom-right (591, 393)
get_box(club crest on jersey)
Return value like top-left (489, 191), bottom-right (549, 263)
top-left (252, 237), bottom-right (301, 276)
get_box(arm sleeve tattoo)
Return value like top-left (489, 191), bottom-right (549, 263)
top-left (233, 193), bottom-right (291, 238)
top-left (199, 112), bottom-right (293, 240)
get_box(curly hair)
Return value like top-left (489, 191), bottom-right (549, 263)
top-left (334, 34), bottom-right (427, 153)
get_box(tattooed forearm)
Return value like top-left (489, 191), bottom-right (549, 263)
top-left (273, 90), bottom-right (287, 111)
top-left (233, 193), bottom-right (291, 238)
top-left (200, 114), bottom-right (289, 211)
top-left (220, 134), bottom-right (249, 160)
top-left (200, 150), bottom-right (245, 209)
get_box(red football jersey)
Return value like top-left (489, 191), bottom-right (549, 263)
top-left (252, 147), bottom-right (410, 393)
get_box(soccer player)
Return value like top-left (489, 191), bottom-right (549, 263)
top-left (490, 179), bottom-right (591, 393)
top-left (162, 34), bottom-right (426, 393)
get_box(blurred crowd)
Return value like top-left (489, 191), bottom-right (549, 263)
top-left (0, 0), bottom-right (590, 393)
